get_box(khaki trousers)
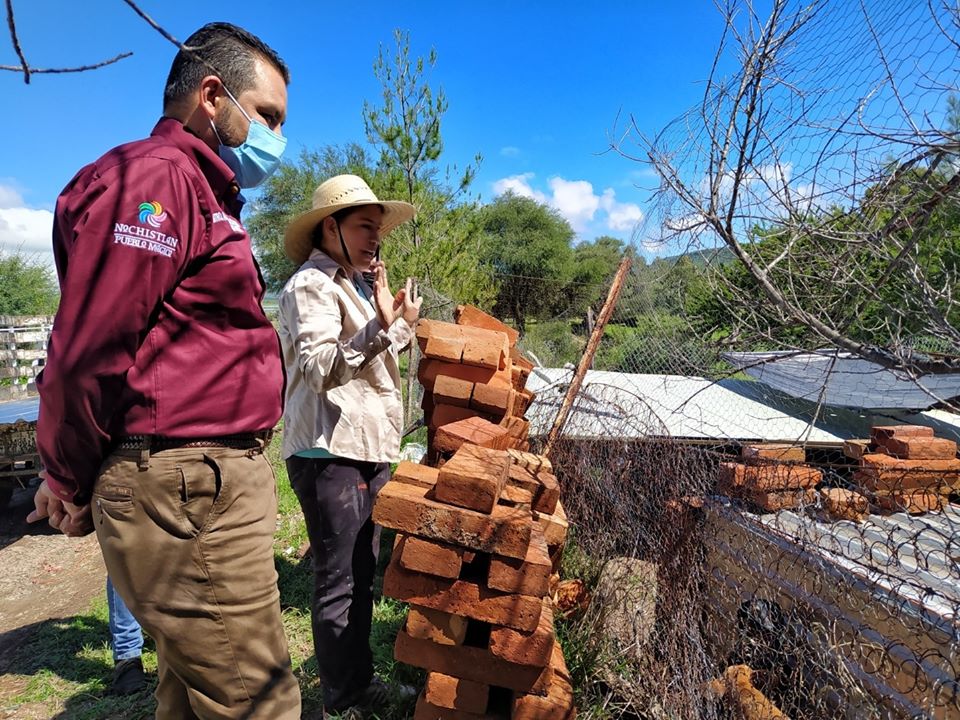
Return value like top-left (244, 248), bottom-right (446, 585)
top-left (92, 444), bottom-right (301, 720)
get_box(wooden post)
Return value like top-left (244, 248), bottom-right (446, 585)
top-left (543, 255), bottom-right (632, 459)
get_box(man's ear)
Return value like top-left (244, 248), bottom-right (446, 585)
top-left (198, 75), bottom-right (222, 120)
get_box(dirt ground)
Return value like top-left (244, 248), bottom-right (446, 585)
top-left (0, 484), bottom-right (105, 708)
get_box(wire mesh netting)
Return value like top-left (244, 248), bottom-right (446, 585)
top-left (402, 2), bottom-right (960, 717)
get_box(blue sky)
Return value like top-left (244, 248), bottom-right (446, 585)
top-left (0, 1), bottom-right (740, 265)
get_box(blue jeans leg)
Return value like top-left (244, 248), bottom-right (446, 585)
top-left (107, 576), bottom-right (144, 663)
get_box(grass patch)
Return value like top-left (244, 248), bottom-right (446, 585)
top-left (2, 427), bottom-right (419, 719)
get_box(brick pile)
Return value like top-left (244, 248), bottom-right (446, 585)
top-left (844, 425), bottom-right (959, 514)
top-left (374, 306), bottom-right (575, 719)
top-left (718, 443), bottom-right (822, 512)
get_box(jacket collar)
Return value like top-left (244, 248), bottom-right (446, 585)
top-left (150, 117), bottom-right (244, 213)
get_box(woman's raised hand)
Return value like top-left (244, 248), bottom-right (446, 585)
top-left (372, 262), bottom-right (422, 329)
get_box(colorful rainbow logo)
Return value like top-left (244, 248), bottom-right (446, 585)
top-left (138, 201), bottom-right (168, 228)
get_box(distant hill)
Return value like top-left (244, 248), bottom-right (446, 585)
top-left (657, 245), bottom-right (736, 268)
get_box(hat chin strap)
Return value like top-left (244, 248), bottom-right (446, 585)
top-left (335, 220), bottom-right (354, 268)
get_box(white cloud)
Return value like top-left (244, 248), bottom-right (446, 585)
top-left (0, 183), bottom-right (55, 268)
top-left (499, 146), bottom-right (521, 157)
top-left (491, 174), bottom-right (644, 234)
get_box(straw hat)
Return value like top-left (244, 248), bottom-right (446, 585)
top-left (284, 175), bottom-right (416, 264)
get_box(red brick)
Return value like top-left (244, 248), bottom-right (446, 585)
top-left (425, 334), bottom-right (466, 363)
top-left (394, 461), bottom-right (439, 489)
top-left (533, 472), bottom-right (560, 515)
top-left (741, 443), bottom-right (805, 464)
top-left (534, 501), bottom-right (568, 548)
top-left (508, 449), bottom-right (553, 475)
top-left (511, 641), bottom-right (576, 720)
top-left (455, 304), bottom-right (520, 346)
top-left (857, 453), bottom-right (960, 492)
top-left (876, 490), bottom-right (944, 514)
top-left (490, 598), bottom-right (555, 667)
top-left (434, 375), bottom-right (474, 408)
top-left (407, 606), bottom-right (468, 646)
top-left (435, 444), bottom-right (511, 514)
top-left (500, 415), bottom-right (529, 440)
top-left (501, 484), bottom-right (534, 509)
top-left (384, 553), bottom-right (543, 631)
top-left (880, 436), bottom-right (958, 460)
top-left (740, 464), bottom-right (822, 492)
top-left (419, 358), bottom-right (512, 392)
top-left (747, 488), bottom-right (815, 511)
top-left (718, 462), bottom-right (746, 492)
top-left (424, 673), bottom-right (489, 714)
top-left (515, 389), bottom-right (536, 416)
top-left (488, 525), bottom-right (551, 597)
top-left (842, 439), bottom-right (872, 461)
top-left (819, 488), bottom-right (869, 522)
top-left (508, 464), bottom-right (540, 495)
top-left (471, 382), bottom-right (516, 417)
top-left (871, 425), bottom-right (935, 443)
top-left (434, 417), bottom-right (513, 454)
top-left (429, 404), bottom-right (486, 432)
top-left (396, 628), bottom-right (553, 695)
top-left (462, 335), bottom-right (509, 370)
top-left (398, 535), bottom-right (465, 579)
top-left (373, 480), bottom-right (533, 559)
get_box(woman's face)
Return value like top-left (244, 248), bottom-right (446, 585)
top-left (325, 205), bottom-right (384, 271)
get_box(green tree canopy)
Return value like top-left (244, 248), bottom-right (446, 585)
top-left (479, 192), bottom-right (576, 333)
top-left (0, 251), bottom-right (58, 315)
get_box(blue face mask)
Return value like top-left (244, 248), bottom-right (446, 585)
top-left (211, 85), bottom-right (287, 189)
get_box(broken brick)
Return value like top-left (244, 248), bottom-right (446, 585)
top-left (398, 535), bottom-right (465, 579)
top-left (747, 488), bottom-right (815, 512)
top-left (434, 416), bottom-right (513, 454)
top-left (424, 673), bottom-right (490, 714)
top-left (741, 443), bottom-right (806, 464)
top-left (718, 462), bottom-right (746, 492)
top-left (501, 484), bottom-right (534, 509)
top-left (533, 472), bottom-right (560, 515)
top-left (393, 461), bottom-right (439, 489)
top-left (407, 606), bottom-right (468, 647)
top-left (490, 598), bottom-right (556, 667)
top-left (842, 439), bottom-right (872, 461)
top-left (435, 444), bottom-right (512, 514)
top-left (384, 553), bottom-right (543, 631)
top-left (455, 304), bottom-right (520, 346)
top-left (879, 436), bottom-right (958, 460)
top-left (819, 488), bottom-right (869, 522)
top-left (488, 525), bottom-right (551, 597)
top-left (373, 480), bottom-right (532, 559)
top-left (875, 490), bottom-right (944, 514)
top-left (534, 501), bottom-right (569, 548)
top-left (434, 375), bottom-right (475, 408)
top-left (871, 425), bottom-right (935, 443)
top-left (514, 389), bottom-right (536, 416)
top-left (508, 449), bottom-right (553, 475)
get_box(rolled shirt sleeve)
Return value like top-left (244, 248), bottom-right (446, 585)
top-left (37, 157), bottom-right (197, 503)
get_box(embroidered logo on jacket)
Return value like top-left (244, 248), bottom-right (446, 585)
top-left (138, 201), bottom-right (168, 228)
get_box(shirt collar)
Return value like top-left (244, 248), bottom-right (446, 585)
top-left (150, 117), bottom-right (244, 211)
top-left (308, 247), bottom-right (365, 283)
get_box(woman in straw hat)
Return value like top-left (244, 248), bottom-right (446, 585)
top-left (278, 174), bottom-right (420, 717)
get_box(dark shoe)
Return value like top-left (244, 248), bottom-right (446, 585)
top-left (110, 656), bottom-right (147, 695)
top-left (323, 677), bottom-right (418, 718)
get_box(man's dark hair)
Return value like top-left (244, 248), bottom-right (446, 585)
top-left (163, 22), bottom-right (290, 109)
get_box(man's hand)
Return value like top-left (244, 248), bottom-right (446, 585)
top-left (372, 262), bottom-right (422, 329)
top-left (27, 474), bottom-right (94, 537)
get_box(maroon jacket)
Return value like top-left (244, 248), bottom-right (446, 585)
top-left (37, 118), bottom-right (283, 504)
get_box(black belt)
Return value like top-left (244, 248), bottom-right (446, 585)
top-left (115, 431), bottom-right (273, 452)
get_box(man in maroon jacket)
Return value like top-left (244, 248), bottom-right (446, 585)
top-left (28, 22), bottom-right (301, 719)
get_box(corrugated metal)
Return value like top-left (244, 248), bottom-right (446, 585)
top-left (526, 368), bottom-right (960, 444)
top-left (723, 350), bottom-right (960, 411)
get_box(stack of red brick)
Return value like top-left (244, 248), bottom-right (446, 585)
top-left (417, 305), bottom-right (536, 464)
top-left (718, 443), bottom-right (822, 512)
top-left (844, 425), bottom-right (959, 514)
top-left (372, 306), bottom-right (575, 719)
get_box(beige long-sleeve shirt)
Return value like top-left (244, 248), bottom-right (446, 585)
top-left (278, 248), bottom-right (412, 462)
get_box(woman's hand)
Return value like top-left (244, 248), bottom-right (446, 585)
top-left (373, 262), bottom-right (422, 329)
